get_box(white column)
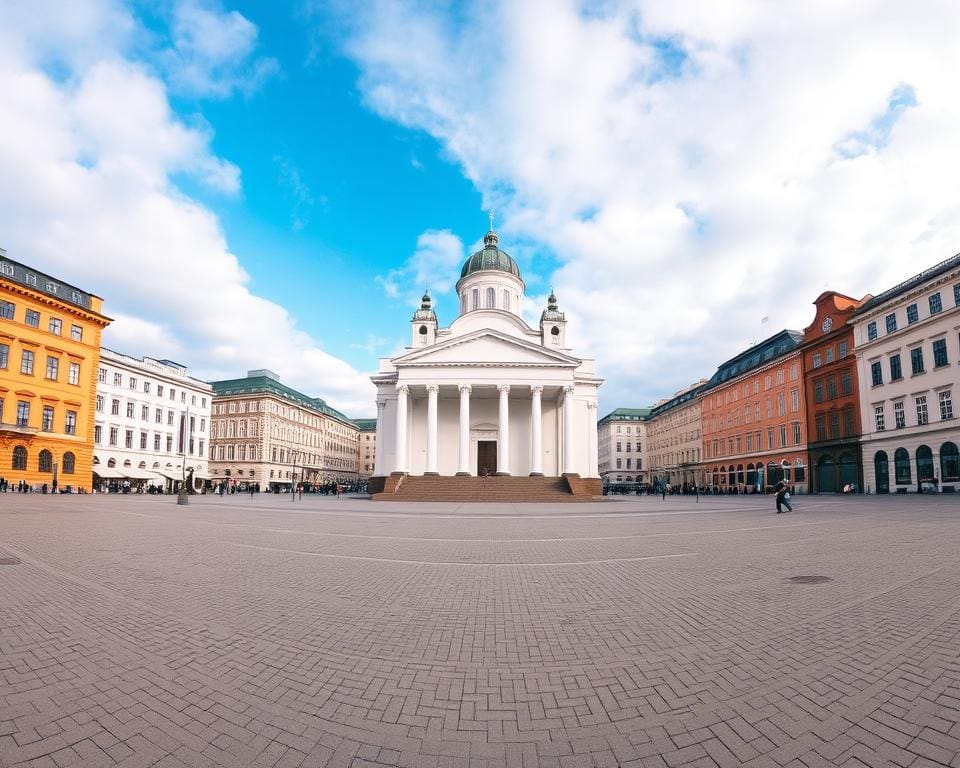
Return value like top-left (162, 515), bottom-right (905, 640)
top-left (497, 384), bottom-right (511, 475)
top-left (373, 398), bottom-right (386, 476)
top-left (530, 385), bottom-right (543, 476)
top-left (587, 401), bottom-right (599, 478)
top-left (562, 385), bottom-right (576, 475)
top-left (395, 385), bottom-right (409, 473)
top-left (426, 384), bottom-right (439, 475)
top-left (457, 384), bottom-right (471, 475)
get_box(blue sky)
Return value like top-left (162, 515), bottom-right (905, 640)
top-left (2, 1), bottom-right (959, 416)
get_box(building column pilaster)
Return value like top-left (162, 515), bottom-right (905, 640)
top-left (587, 401), bottom-right (598, 478)
top-left (426, 385), bottom-right (439, 475)
top-left (529, 385), bottom-right (543, 476)
top-left (395, 385), bottom-right (409, 474)
top-left (457, 385), bottom-right (471, 476)
top-left (373, 398), bottom-right (386, 476)
top-left (497, 384), bottom-right (511, 475)
top-left (562, 385), bottom-right (576, 475)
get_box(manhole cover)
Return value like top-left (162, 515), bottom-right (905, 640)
top-left (0, 557), bottom-right (21, 566)
top-left (786, 575), bottom-right (831, 584)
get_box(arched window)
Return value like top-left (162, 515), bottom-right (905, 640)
top-left (38, 449), bottom-right (53, 473)
top-left (12, 446), bottom-right (27, 471)
top-left (746, 463), bottom-right (756, 486)
top-left (916, 445), bottom-right (934, 481)
top-left (940, 442), bottom-right (959, 481)
top-left (894, 447), bottom-right (911, 484)
top-left (107, 458), bottom-right (116, 468)
top-left (736, 464), bottom-right (744, 484)
top-left (874, 450), bottom-right (889, 493)
top-left (63, 452), bottom-right (75, 475)
top-left (471, 288), bottom-right (479, 310)
top-left (486, 287), bottom-right (496, 308)
top-left (460, 293), bottom-right (467, 314)
top-left (503, 289), bottom-right (510, 311)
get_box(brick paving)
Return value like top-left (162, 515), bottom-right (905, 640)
top-left (1, 493), bottom-right (959, 767)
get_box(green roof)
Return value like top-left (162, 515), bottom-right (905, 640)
top-left (352, 418), bottom-right (377, 431)
top-left (459, 230), bottom-right (521, 280)
top-left (598, 407), bottom-right (651, 425)
top-left (210, 376), bottom-right (355, 427)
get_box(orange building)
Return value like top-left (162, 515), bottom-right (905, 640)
top-left (799, 292), bottom-right (867, 493)
top-left (701, 330), bottom-right (809, 493)
top-left (0, 252), bottom-right (111, 491)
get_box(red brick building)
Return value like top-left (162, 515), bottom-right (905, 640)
top-left (701, 330), bottom-right (808, 493)
top-left (800, 292), bottom-right (867, 493)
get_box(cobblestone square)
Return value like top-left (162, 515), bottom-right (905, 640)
top-left (1, 494), bottom-right (959, 767)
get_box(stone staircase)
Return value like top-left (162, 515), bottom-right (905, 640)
top-left (372, 474), bottom-right (602, 502)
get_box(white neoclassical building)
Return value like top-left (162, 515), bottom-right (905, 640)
top-left (371, 224), bottom-right (602, 484)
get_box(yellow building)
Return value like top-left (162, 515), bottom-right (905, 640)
top-left (0, 251), bottom-right (111, 491)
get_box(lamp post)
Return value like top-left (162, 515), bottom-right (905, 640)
top-left (290, 448), bottom-right (300, 502)
top-left (177, 406), bottom-right (190, 506)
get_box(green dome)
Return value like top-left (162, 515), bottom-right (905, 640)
top-left (460, 230), bottom-right (521, 279)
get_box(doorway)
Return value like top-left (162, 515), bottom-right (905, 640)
top-left (477, 440), bottom-right (497, 476)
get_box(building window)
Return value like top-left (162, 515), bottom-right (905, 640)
top-left (471, 289), bottom-right (478, 310)
top-left (170, 388), bottom-right (176, 400)
top-left (867, 321), bottom-right (878, 341)
top-left (48, 318), bottom-right (62, 335)
top-left (894, 401), bottom-right (905, 429)
top-left (42, 405), bottom-right (53, 431)
top-left (933, 338), bottom-right (948, 368)
top-left (616, 442), bottom-right (621, 452)
top-left (460, 293), bottom-right (467, 313)
top-left (0, 343), bottom-right (7, 369)
top-left (485, 287), bottom-right (496, 308)
top-left (841, 371), bottom-right (852, 396)
top-left (779, 425), bottom-right (787, 448)
top-left (109, 427), bottom-right (118, 446)
top-left (827, 376), bottom-right (838, 399)
top-left (777, 392), bottom-right (785, 416)
top-left (25, 309), bottom-right (40, 327)
top-left (154, 434), bottom-right (161, 451)
top-left (20, 349), bottom-right (34, 375)
top-left (65, 410), bottom-right (76, 435)
top-left (71, 324), bottom-right (82, 341)
top-left (825, 347), bottom-right (834, 364)
top-left (0, 300), bottom-right (15, 319)
top-left (955, 283), bottom-right (960, 306)
top-left (98, 367), bottom-right (107, 383)
top-left (141, 405), bottom-right (148, 421)
top-left (843, 408), bottom-right (855, 436)
top-left (907, 304), bottom-right (919, 324)
top-left (875, 405), bottom-right (885, 431)
top-left (157, 385), bottom-right (164, 398)
top-left (503, 289), bottom-right (510, 311)
top-left (929, 292), bottom-right (943, 314)
top-left (125, 429), bottom-right (133, 449)
top-left (126, 401), bottom-right (134, 418)
top-left (155, 408), bottom-right (162, 423)
top-left (895, 447), bottom-right (911, 484)
top-left (45, 356), bottom-right (58, 380)
top-left (144, 381), bottom-right (151, 394)
top-left (68, 362), bottom-right (80, 385)
top-left (829, 413), bottom-right (840, 439)
top-left (910, 347), bottom-right (924, 375)
top-left (815, 415), bottom-right (826, 441)
top-left (812, 351), bottom-right (822, 369)
top-left (885, 313), bottom-right (897, 333)
top-left (916, 395), bottom-right (928, 425)
top-left (111, 399), bottom-right (120, 416)
top-left (140, 431), bottom-right (148, 449)
top-left (112, 372), bottom-right (121, 386)
top-left (94, 425), bottom-right (102, 444)
top-left (63, 452), bottom-right (75, 474)
top-left (838, 341), bottom-right (848, 357)
top-left (96, 395), bottom-right (103, 412)
top-left (890, 354), bottom-right (902, 381)
top-left (128, 376), bottom-right (137, 390)
top-left (12, 445), bottom-right (27, 470)
top-left (38, 449), bottom-right (53, 472)
top-left (939, 390), bottom-right (953, 421)
top-left (166, 435), bottom-right (173, 452)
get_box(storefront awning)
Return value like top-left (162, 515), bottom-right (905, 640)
top-left (124, 468), bottom-right (161, 481)
top-left (153, 470), bottom-right (183, 481)
top-left (93, 467), bottom-right (126, 479)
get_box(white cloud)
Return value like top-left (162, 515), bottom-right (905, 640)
top-left (336, 0), bottom-right (960, 408)
top-left (0, 5), bottom-right (373, 415)
top-left (376, 229), bottom-right (465, 306)
top-left (164, 0), bottom-right (280, 98)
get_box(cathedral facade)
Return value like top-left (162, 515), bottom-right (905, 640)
top-left (370, 224), bottom-right (602, 486)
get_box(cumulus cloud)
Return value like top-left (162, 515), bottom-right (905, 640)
top-left (0, 3), bottom-right (373, 414)
top-left (376, 228), bottom-right (465, 305)
top-left (334, 0), bottom-right (960, 408)
top-left (163, 0), bottom-right (280, 98)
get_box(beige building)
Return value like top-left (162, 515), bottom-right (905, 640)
top-left (354, 418), bottom-right (376, 477)
top-left (597, 408), bottom-right (649, 487)
top-left (209, 369), bottom-right (360, 490)
top-left (647, 380), bottom-right (706, 487)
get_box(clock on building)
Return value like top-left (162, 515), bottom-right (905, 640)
top-left (821, 316), bottom-right (834, 333)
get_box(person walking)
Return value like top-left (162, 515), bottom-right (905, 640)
top-left (775, 479), bottom-right (793, 513)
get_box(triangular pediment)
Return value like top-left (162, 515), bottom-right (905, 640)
top-left (394, 329), bottom-right (580, 368)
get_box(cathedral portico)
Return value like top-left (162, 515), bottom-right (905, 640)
top-left (371, 220), bottom-right (602, 499)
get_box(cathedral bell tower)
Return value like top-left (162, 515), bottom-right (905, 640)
top-left (411, 291), bottom-right (437, 347)
top-left (540, 290), bottom-right (567, 348)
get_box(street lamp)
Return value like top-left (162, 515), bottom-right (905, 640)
top-left (177, 406), bottom-right (190, 506)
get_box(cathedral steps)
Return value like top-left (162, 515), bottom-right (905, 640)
top-left (372, 474), bottom-right (602, 502)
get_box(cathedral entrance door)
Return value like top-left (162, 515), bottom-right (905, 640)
top-left (477, 441), bottom-right (497, 476)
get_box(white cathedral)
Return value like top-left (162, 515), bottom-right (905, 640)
top-left (370, 221), bottom-right (602, 491)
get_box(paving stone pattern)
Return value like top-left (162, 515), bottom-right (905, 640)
top-left (1, 493), bottom-right (960, 767)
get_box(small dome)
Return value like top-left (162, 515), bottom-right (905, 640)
top-left (460, 232), bottom-right (521, 279)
